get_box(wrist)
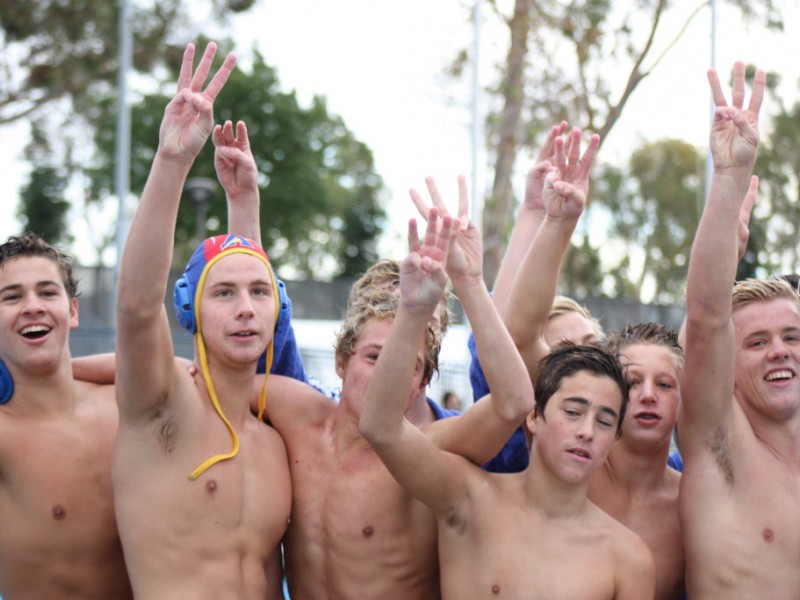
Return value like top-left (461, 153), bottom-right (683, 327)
top-left (451, 274), bottom-right (487, 296)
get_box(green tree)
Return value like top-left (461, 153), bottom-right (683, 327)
top-left (88, 50), bottom-right (385, 278)
top-left (18, 165), bottom-right (71, 245)
top-left (753, 100), bottom-right (800, 276)
top-left (595, 138), bottom-right (703, 302)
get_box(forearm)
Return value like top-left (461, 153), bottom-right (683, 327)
top-left (72, 353), bottom-right (117, 384)
top-left (490, 206), bottom-right (545, 310)
top-left (360, 305), bottom-right (431, 444)
top-left (686, 168), bottom-right (751, 328)
top-left (118, 152), bottom-right (192, 319)
top-left (226, 189), bottom-right (261, 243)
top-left (504, 215), bottom-right (577, 357)
top-left (453, 276), bottom-right (533, 421)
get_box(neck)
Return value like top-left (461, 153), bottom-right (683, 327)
top-left (9, 355), bottom-right (80, 413)
top-left (524, 450), bottom-right (591, 518)
top-left (195, 356), bottom-right (257, 426)
top-left (602, 438), bottom-right (672, 491)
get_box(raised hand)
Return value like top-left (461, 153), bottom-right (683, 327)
top-left (159, 42), bottom-right (236, 161)
top-left (523, 121), bottom-right (569, 213)
top-left (213, 120), bottom-right (258, 201)
top-left (409, 176), bottom-right (481, 283)
top-left (400, 209), bottom-right (452, 314)
top-left (541, 127), bottom-right (600, 220)
top-left (707, 61), bottom-right (765, 170)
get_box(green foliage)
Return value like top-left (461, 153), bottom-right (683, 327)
top-left (89, 50), bottom-right (385, 278)
top-left (753, 100), bottom-right (800, 277)
top-left (593, 138), bottom-right (703, 302)
top-left (18, 166), bottom-right (71, 245)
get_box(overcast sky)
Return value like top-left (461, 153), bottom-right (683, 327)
top-left (1, 1), bottom-right (798, 264)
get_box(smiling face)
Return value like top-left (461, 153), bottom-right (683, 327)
top-left (732, 297), bottom-right (800, 422)
top-left (0, 256), bottom-right (78, 373)
top-left (618, 343), bottom-right (681, 449)
top-left (196, 252), bottom-right (276, 366)
top-left (528, 370), bottom-right (623, 484)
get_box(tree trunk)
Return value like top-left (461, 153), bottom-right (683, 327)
top-left (481, 0), bottom-right (531, 288)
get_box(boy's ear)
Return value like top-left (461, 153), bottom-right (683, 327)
top-left (69, 297), bottom-right (79, 330)
top-left (526, 406), bottom-right (540, 436)
top-left (335, 351), bottom-right (346, 379)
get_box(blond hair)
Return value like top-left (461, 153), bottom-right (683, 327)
top-left (335, 287), bottom-right (443, 385)
top-left (548, 295), bottom-right (604, 340)
top-left (732, 278), bottom-right (800, 312)
top-left (347, 258), bottom-right (452, 333)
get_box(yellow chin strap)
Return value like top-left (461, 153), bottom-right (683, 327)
top-left (188, 248), bottom-right (278, 481)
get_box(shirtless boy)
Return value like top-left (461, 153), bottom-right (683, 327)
top-left (362, 308), bottom-right (653, 598)
top-left (0, 234), bottom-right (132, 600)
top-left (591, 323), bottom-right (684, 599)
top-left (680, 61), bottom-right (800, 598)
top-left (265, 184), bottom-right (535, 598)
top-left (113, 42), bottom-right (290, 599)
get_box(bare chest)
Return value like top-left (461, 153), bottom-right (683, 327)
top-left (284, 434), bottom-right (439, 597)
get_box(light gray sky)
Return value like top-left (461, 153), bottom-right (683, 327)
top-left (0, 1), bottom-right (798, 264)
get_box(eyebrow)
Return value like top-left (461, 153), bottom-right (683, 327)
top-left (0, 280), bottom-right (61, 295)
top-left (744, 326), bottom-right (800, 340)
top-left (564, 396), bottom-right (619, 419)
top-left (208, 278), bottom-right (273, 288)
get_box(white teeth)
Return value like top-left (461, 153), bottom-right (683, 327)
top-left (20, 325), bottom-right (50, 335)
top-left (766, 370), bottom-right (793, 381)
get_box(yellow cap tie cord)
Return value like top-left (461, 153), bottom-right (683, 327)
top-left (188, 248), bottom-right (279, 480)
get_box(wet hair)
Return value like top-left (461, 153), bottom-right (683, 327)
top-left (0, 233), bottom-right (78, 298)
top-left (732, 278), bottom-right (800, 312)
top-left (604, 322), bottom-right (684, 371)
top-left (534, 344), bottom-right (629, 437)
top-left (549, 295), bottom-right (604, 340)
top-left (348, 258), bottom-right (452, 334)
top-left (335, 287), bottom-right (442, 385)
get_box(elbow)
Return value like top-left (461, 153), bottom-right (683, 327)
top-left (495, 389), bottom-right (535, 424)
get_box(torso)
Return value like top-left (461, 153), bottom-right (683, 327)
top-left (590, 463), bottom-right (684, 600)
top-left (680, 405), bottom-right (800, 599)
top-left (112, 365), bottom-right (291, 600)
top-left (270, 378), bottom-right (441, 600)
top-left (440, 472), bottom-right (646, 599)
top-left (0, 382), bottom-right (132, 600)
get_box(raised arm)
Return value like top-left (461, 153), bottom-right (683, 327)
top-left (360, 211), bottom-right (475, 512)
top-left (490, 121), bottom-right (568, 309)
top-left (679, 62), bottom-right (764, 448)
top-left (116, 42), bottom-right (235, 422)
top-left (215, 120), bottom-right (261, 243)
top-left (504, 128), bottom-right (600, 376)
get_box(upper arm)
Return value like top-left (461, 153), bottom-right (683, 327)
top-left (371, 417), bottom-right (478, 516)
top-left (115, 307), bottom-right (179, 423)
top-left (615, 533), bottom-right (655, 600)
top-left (679, 316), bottom-right (736, 454)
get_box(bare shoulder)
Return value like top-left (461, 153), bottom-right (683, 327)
top-left (265, 374), bottom-right (334, 430)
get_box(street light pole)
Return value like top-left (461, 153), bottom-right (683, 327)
top-left (185, 177), bottom-right (218, 241)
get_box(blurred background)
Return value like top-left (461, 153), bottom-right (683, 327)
top-left (0, 0), bottom-right (797, 403)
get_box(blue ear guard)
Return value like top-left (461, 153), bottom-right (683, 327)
top-left (0, 360), bottom-right (13, 404)
top-left (172, 274), bottom-right (289, 335)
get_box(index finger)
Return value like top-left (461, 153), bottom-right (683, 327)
top-left (707, 68), bottom-right (728, 107)
top-left (425, 177), bottom-right (450, 216)
top-left (177, 43), bottom-right (196, 91)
